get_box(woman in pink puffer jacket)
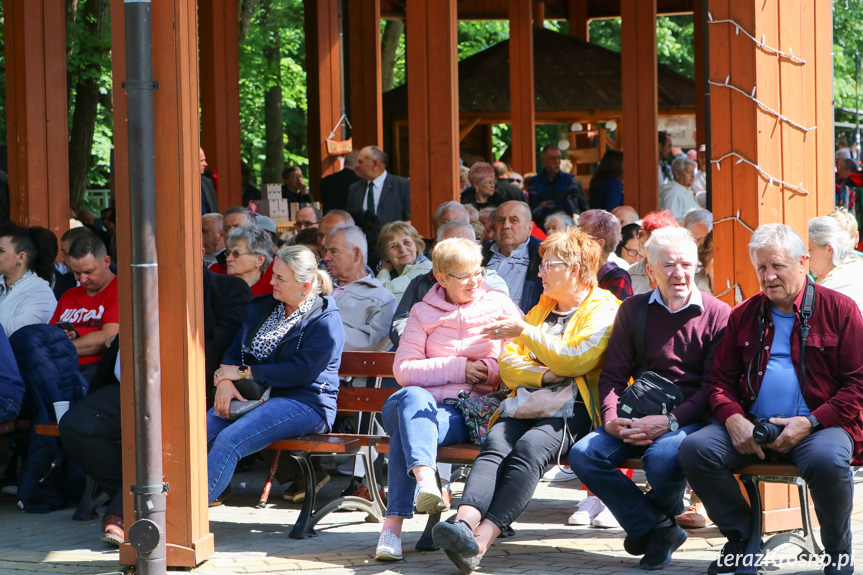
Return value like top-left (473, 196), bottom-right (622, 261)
top-left (374, 238), bottom-right (522, 562)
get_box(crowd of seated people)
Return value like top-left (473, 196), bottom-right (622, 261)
top-left (5, 149), bottom-right (863, 575)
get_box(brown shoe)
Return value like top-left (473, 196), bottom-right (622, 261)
top-left (352, 485), bottom-right (387, 506)
top-left (676, 503), bottom-right (709, 529)
top-left (101, 513), bottom-right (124, 546)
top-left (441, 488), bottom-right (452, 511)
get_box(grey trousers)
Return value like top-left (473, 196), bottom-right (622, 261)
top-left (679, 423), bottom-right (854, 552)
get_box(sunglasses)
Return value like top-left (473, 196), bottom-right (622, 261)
top-left (225, 249), bottom-right (253, 259)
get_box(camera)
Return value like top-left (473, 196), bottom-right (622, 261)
top-left (752, 415), bottom-right (785, 444)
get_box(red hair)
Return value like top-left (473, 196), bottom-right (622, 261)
top-left (640, 210), bottom-right (679, 235)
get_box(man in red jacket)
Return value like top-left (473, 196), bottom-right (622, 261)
top-left (680, 223), bottom-right (863, 575)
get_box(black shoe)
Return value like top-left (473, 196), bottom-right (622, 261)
top-left (825, 548), bottom-right (854, 575)
top-left (432, 517), bottom-right (480, 557)
top-left (707, 538), bottom-right (749, 575)
top-left (624, 531), bottom-right (649, 556)
top-left (638, 518), bottom-right (687, 570)
top-left (339, 476), bottom-right (361, 497)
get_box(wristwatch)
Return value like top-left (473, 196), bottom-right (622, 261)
top-left (804, 413), bottom-right (821, 431)
top-left (666, 413), bottom-right (679, 432)
top-left (238, 365), bottom-right (249, 380)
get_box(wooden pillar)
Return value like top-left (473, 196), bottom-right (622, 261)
top-left (568, 0), bottom-right (589, 41)
top-left (621, 0), bottom-right (658, 216)
top-left (111, 0), bottom-right (213, 566)
top-left (532, 2), bottom-right (545, 28)
top-left (709, 0), bottom-right (833, 532)
top-left (693, 0), bottom-right (706, 149)
top-left (346, 0), bottom-right (383, 149)
top-left (199, 0), bottom-right (242, 209)
top-left (508, 0), bottom-right (536, 176)
top-left (306, 0), bottom-right (342, 201)
top-left (4, 0), bottom-right (69, 235)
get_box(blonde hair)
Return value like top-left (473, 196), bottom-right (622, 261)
top-left (539, 227), bottom-right (601, 287)
top-left (827, 208), bottom-right (858, 244)
top-left (276, 245), bottom-right (333, 296)
top-left (377, 221), bottom-right (425, 261)
top-left (432, 238), bottom-right (482, 276)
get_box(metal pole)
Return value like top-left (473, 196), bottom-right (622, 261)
top-left (701, 0), bottom-right (712, 211)
top-left (123, 1), bottom-right (167, 574)
top-left (855, 50), bottom-right (860, 157)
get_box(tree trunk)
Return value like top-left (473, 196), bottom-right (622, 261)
top-left (238, 0), bottom-right (257, 43)
top-left (261, 1), bottom-right (284, 185)
top-left (381, 19), bottom-right (404, 91)
top-left (68, 0), bottom-right (109, 206)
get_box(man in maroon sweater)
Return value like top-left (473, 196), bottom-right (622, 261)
top-left (680, 223), bottom-right (863, 575)
top-left (570, 227), bottom-right (730, 570)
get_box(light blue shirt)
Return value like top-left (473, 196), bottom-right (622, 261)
top-left (751, 307), bottom-right (810, 419)
top-left (486, 239), bottom-right (530, 307)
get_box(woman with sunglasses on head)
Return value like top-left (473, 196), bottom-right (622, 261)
top-left (432, 228), bottom-right (620, 573)
top-left (374, 237), bottom-right (520, 562)
top-left (376, 221), bottom-right (432, 304)
top-left (225, 225), bottom-right (275, 298)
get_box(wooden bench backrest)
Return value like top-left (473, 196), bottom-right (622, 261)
top-left (336, 351), bottom-right (397, 414)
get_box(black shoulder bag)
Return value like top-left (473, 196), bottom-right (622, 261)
top-left (617, 296), bottom-right (685, 418)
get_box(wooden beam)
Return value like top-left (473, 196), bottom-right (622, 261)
top-left (693, 0), bottom-right (705, 149)
top-left (406, 0), bottom-right (459, 237)
top-left (568, 0), bottom-right (589, 41)
top-left (533, 2), bottom-right (545, 28)
top-left (621, 0), bottom-right (658, 216)
top-left (381, 0), bottom-right (694, 20)
top-left (199, 0), bottom-right (242, 209)
top-left (4, 0), bottom-right (69, 235)
top-left (459, 117), bottom-right (482, 142)
top-left (346, 0), bottom-right (383, 149)
top-left (508, 0), bottom-right (536, 176)
top-left (306, 0), bottom-right (342, 201)
top-left (111, 0), bottom-right (213, 566)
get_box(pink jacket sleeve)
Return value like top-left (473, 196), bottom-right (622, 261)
top-left (393, 307), bottom-right (468, 388)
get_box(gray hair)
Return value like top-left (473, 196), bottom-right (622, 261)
top-left (671, 156), bottom-right (697, 175)
top-left (808, 216), bottom-right (858, 267)
top-left (433, 201), bottom-right (469, 228)
top-left (297, 205), bottom-right (322, 222)
top-left (436, 220), bottom-right (477, 244)
top-left (644, 227), bottom-right (697, 268)
top-left (478, 206), bottom-right (497, 222)
top-left (497, 200), bottom-right (532, 224)
top-left (748, 223), bottom-right (806, 261)
top-left (275, 245), bottom-right (333, 296)
top-left (202, 212), bottom-right (224, 225)
top-left (578, 210), bottom-right (620, 258)
top-left (463, 203), bottom-right (479, 223)
top-left (364, 146), bottom-right (388, 166)
top-left (227, 225), bottom-right (275, 271)
top-left (223, 206), bottom-right (257, 223)
top-left (544, 211), bottom-right (575, 233)
top-left (682, 209), bottom-right (713, 233)
top-left (328, 224), bottom-right (368, 265)
top-left (323, 209), bottom-right (355, 227)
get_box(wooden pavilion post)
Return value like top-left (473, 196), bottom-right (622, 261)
top-left (620, 0), bottom-right (658, 216)
top-left (346, 0), bottom-right (383, 149)
top-left (199, 0), bottom-right (242, 209)
top-left (111, 0), bottom-right (213, 566)
top-left (709, 0), bottom-right (833, 532)
top-left (405, 0), bottom-right (459, 237)
top-left (3, 0), bottom-right (69, 235)
top-left (306, 0), bottom-right (342, 201)
top-left (568, 0), bottom-right (589, 41)
top-left (693, 0), bottom-right (706, 150)
top-left (508, 0), bottom-right (536, 175)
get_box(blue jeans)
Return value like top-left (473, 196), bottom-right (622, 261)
top-left (381, 386), bottom-right (469, 518)
top-left (569, 422), bottom-right (706, 538)
top-left (206, 397), bottom-right (327, 503)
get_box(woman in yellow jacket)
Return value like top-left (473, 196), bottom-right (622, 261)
top-left (433, 228), bottom-right (621, 573)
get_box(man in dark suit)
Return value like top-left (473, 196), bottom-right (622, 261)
top-left (202, 265), bottom-right (253, 407)
top-left (346, 146), bottom-right (410, 226)
top-left (200, 148), bottom-right (220, 215)
top-left (320, 150), bottom-right (361, 214)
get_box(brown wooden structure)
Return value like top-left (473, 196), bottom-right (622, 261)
top-left (1, 0), bottom-right (834, 567)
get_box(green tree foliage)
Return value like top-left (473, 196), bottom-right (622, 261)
top-left (833, 0), bottom-right (863, 129)
top-left (588, 16), bottom-right (695, 79)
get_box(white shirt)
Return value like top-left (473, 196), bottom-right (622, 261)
top-left (659, 180), bottom-right (701, 223)
top-left (363, 171), bottom-right (389, 213)
top-left (0, 272), bottom-right (57, 336)
top-left (817, 259), bottom-right (863, 319)
top-left (648, 285), bottom-right (704, 314)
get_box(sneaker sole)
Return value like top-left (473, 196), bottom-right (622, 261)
top-left (416, 490), bottom-right (445, 514)
top-left (101, 532), bottom-right (123, 546)
top-left (443, 548), bottom-right (480, 574)
top-left (432, 522), bottom-right (481, 557)
top-left (591, 519), bottom-right (621, 529)
top-left (568, 515), bottom-right (591, 526)
top-left (375, 550), bottom-right (403, 561)
top-left (639, 529), bottom-right (687, 570)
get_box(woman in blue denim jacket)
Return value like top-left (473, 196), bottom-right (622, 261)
top-left (207, 245), bottom-right (345, 504)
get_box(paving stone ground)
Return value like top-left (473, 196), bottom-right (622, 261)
top-left (0, 463), bottom-right (859, 575)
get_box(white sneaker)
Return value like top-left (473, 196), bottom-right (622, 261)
top-left (414, 480), bottom-right (446, 514)
top-left (375, 529), bottom-right (403, 561)
top-left (568, 495), bottom-right (603, 525)
top-left (591, 504), bottom-right (621, 528)
top-left (542, 465), bottom-right (578, 483)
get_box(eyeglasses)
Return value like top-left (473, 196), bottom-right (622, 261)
top-left (623, 248), bottom-right (640, 257)
top-left (538, 260), bottom-right (567, 274)
top-left (479, 179), bottom-right (496, 186)
top-left (295, 221), bottom-right (318, 229)
top-left (225, 249), bottom-right (253, 259)
top-left (448, 269), bottom-right (486, 283)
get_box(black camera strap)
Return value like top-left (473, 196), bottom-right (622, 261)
top-left (798, 279), bottom-right (816, 397)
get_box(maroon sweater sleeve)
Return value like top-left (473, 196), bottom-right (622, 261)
top-left (708, 299), bottom-right (751, 424)
top-left (812, 297), bottom-right (863, 430)
top-left (598, 295), bottom-right (640, 423)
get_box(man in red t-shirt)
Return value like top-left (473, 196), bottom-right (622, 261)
top-left (51, 234), bottom-right (119, 382)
